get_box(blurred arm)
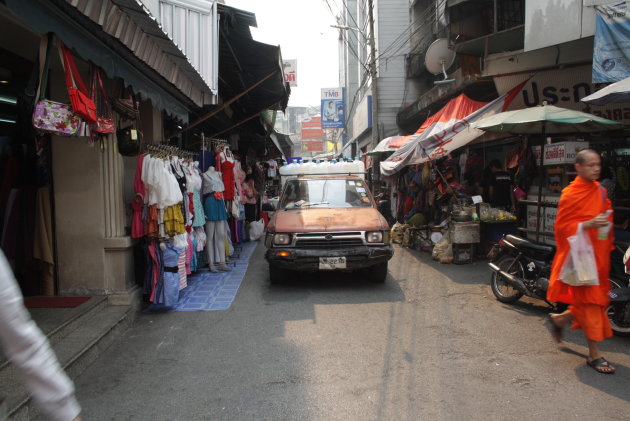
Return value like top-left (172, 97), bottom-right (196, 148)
top-left (0, 251), bottom-right (81, 421)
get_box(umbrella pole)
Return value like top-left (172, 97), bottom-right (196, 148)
top-left (535, 123), bottom-right (546, 242)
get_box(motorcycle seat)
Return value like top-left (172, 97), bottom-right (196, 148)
top-left (504, 234), bottom-right (555, 255)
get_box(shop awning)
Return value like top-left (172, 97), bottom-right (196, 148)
top-left (381, 82), bottom-right (526, 176)
top-left (4, 0), bottom-right (219, 122)
top-left (365, 135), bottom-right (403, 155)
top-left (183, 6), bottom-right (290, 142)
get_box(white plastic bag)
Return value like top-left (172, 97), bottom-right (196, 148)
top-left (248, 219), bottom-right (265, 241)
top-left (562, 223), bottom-right (599, 286)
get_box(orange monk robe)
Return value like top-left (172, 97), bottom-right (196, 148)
top-left (547, 177), bottom-right (614, 342)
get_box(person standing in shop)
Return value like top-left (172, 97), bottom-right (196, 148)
top-left (546, 149), bottom-right (616, 374)
top-left (488, 159), bottom-right (516, 212)
top-left (0, 249), bottom-right (82, 421)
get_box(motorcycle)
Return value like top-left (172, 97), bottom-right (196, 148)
top-left (375, 192), bottom-right (395, 226)
top-left (488, 234), bottom-right (630, 336)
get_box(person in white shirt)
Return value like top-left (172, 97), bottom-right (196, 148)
top-left (266, 159), bottom-right (278, 179)
top-left (0, 250), bottom-right (81, 421)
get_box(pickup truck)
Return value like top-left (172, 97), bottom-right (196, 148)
top-left (264, 174), bottom-right (393, 284)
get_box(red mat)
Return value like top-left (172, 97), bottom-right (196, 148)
top-left (24, 296), bottom-right (91, 308)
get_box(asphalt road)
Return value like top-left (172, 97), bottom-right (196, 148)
top-left (70, 242), bottom-right (630, 420)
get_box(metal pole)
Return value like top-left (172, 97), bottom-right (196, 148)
top-left (367, 0), bottom-right (380, 190)
top-left (535, 122), bottom-right (546, 242)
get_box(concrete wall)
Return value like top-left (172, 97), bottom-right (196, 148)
top-left (375, 0), bottom-right (410, 137)
top-left (46, 55), bottom-right (145, 304)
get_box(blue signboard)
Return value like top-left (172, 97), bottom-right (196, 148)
top-left (593, 2), bottom-right (630, 83)
top-left (321, 88), bottom-right (345, 129)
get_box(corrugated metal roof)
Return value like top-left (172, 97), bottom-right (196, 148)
top-left (66, 0), bottom-right (218, 107)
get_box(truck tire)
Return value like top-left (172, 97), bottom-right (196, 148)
top-left (367, 262), bottom-right (388, 283)
top-left (269, 265), bottom-right (286, 285)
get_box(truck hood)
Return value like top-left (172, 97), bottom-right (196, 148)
top-left (269, 208), bottom-right (389, 233)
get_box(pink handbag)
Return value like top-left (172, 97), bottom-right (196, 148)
top-left (31, 35), bottom-right (81, 136)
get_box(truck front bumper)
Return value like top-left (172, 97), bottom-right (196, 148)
top-left (265, 245), bottom-right (394, 271)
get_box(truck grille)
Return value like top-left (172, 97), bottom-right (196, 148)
top-left (294, 232), bottom-right (364, 248)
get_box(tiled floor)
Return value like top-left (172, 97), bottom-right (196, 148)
top-left (172, 241), bottom-right (258, 311)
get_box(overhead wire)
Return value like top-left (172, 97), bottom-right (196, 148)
top-left (322, 0), bottom-right (449, 142)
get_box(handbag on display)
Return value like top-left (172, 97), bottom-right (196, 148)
top-left (32, 35), bottom-right (82, 136)
top-left (60, 43), bottom-right (97, 124)
top-left (91, 69), bottom-right (116, 134)
top-left (116, 124), bottom-right (142, 156)
top-left (113, 84), bottom-right (140, 121)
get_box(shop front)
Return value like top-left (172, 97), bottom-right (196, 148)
top-left (0, 0), bottom-right (216, 304)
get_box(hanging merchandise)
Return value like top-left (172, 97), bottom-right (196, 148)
top-left (91, 69), bottom-right (116, 134)
top-left (112, 85), bottom-right (140, 121)
top-left (117, 125), bottom-right (143, 156)
top-left (59, 43), bottom-right (97, 124)
top-left (138, 145), bottom-right (209, 309)
top-left (32, 34), bottom-right (81, 136)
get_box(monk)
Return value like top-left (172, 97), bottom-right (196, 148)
top-left (547, 149), bottom-right (615, 374)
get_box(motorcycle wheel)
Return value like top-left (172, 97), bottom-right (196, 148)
top-left (491, 255), bottom-right (525, 303)
top-left (607, 278), bottom-right (630, 337)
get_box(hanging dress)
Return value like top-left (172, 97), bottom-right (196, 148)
top-left (216, 152), bottom-right (236, 201)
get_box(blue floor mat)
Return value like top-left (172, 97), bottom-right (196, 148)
top-left (172, 241), bottom-right (258, 311)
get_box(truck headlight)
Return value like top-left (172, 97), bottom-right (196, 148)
top-left (273, 233), bottom-right (291, 245)
top-left (366, 231), bottom-right (383, 243)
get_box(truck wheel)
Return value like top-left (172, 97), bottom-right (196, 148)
top-left (367, 262), bottom-right (388, 283)
top-left (269, 265), bottom-right (286, 285)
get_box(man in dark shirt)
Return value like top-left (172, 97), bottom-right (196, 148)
top-left (488, 159), bottom-right (515, 211)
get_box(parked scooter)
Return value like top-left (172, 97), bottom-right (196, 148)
top-left (375, 192), bottom-right (394, 226)
top-left (488, 234), bottom-right (630, 336)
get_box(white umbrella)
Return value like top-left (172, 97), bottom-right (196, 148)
top-left (581, 77), bottom-right (630, 105)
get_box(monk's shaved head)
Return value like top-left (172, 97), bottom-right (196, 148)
top-left (575, 148), bottom-right (601, 182)
top-left (575, 148), bottom-right (599, 164)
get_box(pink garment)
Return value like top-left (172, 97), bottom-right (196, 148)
top-left (242, 180), bottom-right (256, 205)
top-left (178, 249), bottom-right (187, 290)
top-left (236, 164), bottom-right (246, 204)
top-left (185, 234), bottom-right (193, 275)
top-left (131, 155), bottom-right (146, 238)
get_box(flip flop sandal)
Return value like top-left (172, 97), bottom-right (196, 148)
top-left (546, 313), bottom-right (563, 343)
top-left (587, 357), bottom-right (616, 374)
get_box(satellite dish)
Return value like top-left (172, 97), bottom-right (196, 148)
top-left (424, 38), bottom-right (456, 85)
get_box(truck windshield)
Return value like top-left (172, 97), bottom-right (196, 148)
top-left (280, 179), bottom-right (374, 209)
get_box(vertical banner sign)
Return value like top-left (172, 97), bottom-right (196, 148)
top-left (321, 88), bottom-right (344, 129)
top-left (593, 1), bottom-right (630, 83)
top-left (283, 60), bottom-right (297, 87)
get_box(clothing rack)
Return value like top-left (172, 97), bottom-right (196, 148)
top-left (145, 144), bottom-right (196, 160)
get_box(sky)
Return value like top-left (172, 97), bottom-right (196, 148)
top-left (225, 0), bottom-right (341, 108)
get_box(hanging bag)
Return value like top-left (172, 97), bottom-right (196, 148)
top-left (91, 69), bottom-right (116, 134)
top-left (32, 35), bottom-right (81, 136)
top-left (113, 84), bottom-right (140, 121)
top-left (561, 223), bottom-right (600, 286)
top-left (59, 43), bottom-right (97, 124)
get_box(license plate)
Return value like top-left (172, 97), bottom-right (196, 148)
top-left (319, 256), bottom-right (347, 270)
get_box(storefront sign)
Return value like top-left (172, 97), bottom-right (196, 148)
top-left (302, 141), bottom-right (324, 152)
top-left (543, 141), bottom-right (589, 165)
top-left (494, 65), bottom-right (630, 125)
top-left (593, 2), bottom-right (630, 83)
top-left (321, 88), bottom-right (344, 129)
top-left (526, 204), bottom-right (558, 245)
top-left (301, 116), bottom-right (323, 139)
top-left (283, 59), bottom-right (297, 87)
top-left (352, 95), bottom-right (372, 139)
